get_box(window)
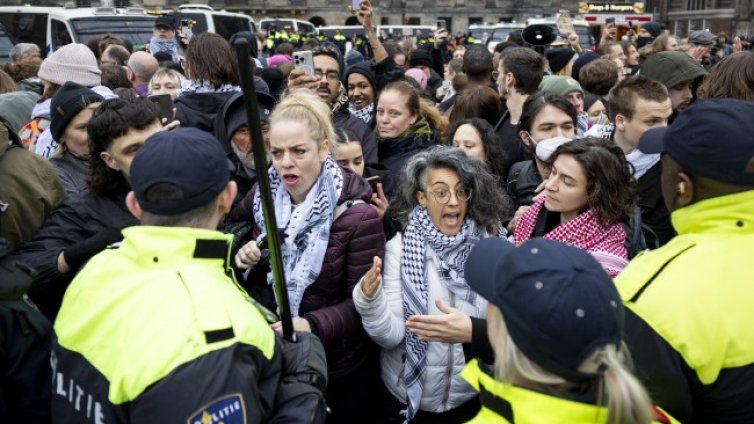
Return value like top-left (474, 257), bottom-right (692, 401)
top-left (0, 12), bottom-right (47, 53)
top-left (180, 13), bottom-right (208, 35)
top-left (70, 17), bottom-right (155, 46)
top-left (51, 19), bottom-right (71, 50)
top-left (212, 15), bottom-right (251, 39)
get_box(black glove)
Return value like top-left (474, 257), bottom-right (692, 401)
top-left (61, 228), bottom-right (123, 271)
top-left (272, 332), bottom-right (328, 423)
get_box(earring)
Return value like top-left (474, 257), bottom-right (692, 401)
top-left (677, 183), bottom-right (686, 195)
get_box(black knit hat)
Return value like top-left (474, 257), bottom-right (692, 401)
top-left (546, 48), bottom-right (576, 74)
top-left (571, 51), bottom-right (599, 82)
top-left (409, 49), bottom-right (433, 69)
top-left (641, 22), bottom-right (663, 39)
top-left (344, 61), bottom-right (376, 92)
top-left (50, 81), bottom-right (103, 142)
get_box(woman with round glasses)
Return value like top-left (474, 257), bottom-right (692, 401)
top-left (353, 147), bottom-right (510, 423)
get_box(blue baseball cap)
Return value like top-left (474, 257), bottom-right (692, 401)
top-left (638, 98), bottom-right (754, 185)
top-left (465, 238), bottom-right (623, 382)
top-left (130, 128), bottom-right (231, 215)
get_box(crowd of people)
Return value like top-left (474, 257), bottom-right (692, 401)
top-left (1, 0), bottom-right (754, 422)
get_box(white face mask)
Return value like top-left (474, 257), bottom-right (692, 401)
top-left (535, 136), bottom-right (572, 162)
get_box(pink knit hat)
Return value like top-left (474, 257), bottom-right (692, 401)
top-left (267, 54), bottom-right (292, 68)
top-left (38, 43), bottom-right (101, 87)
top-left (405, 68), bottom-right (427, 90)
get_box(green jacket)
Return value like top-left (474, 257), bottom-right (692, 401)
top-left (617, 190), bottom-right (754, 422)
top-left (0, 125), bottom-right (65, 251)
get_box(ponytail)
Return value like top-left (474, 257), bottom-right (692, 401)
top-left (595, 345), bottom-right (653, 424)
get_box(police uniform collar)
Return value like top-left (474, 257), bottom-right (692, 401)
top-left (671, 190), bottom-right (754, 236)
top-left (120, 226), bottom-right (233, 263)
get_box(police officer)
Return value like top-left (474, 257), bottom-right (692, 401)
top-left (51, 128), bottom-right (327, 423)
top-left (333, 28), bottom-right (347, 55)
top-left (619, 98), bottom-right (754, 422)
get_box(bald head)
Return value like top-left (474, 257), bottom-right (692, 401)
top-left (128, 51), bottom-right (159, 84)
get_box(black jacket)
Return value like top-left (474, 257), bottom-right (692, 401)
top-left (333, 104), bottom-right (379, 164)
top-left (377, 130), bottom-right (434, 198)
top-left (12, 188), bottom-right (137, 320)
top-left (506, 160), bottom-right (541, 208)
top-left (175, 91), bottom-right (236, 133)
top-left (637, 161), bottom-right (675, 246)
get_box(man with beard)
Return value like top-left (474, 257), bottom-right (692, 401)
top-left (494, 47), bottom-right (545, 176)
top-left (639, 51), bottom-right (707, 122)
top-left (214, 91), bottom-right (276, 202)
top-left (286, 44), bottom-right (378, 164)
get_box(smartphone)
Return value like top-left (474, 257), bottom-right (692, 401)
top-left (365, 175), bottom-right (382, 192)
top-left (148, 94), bottom-right (173, 125)
top-left (606, 17), bottom-right (616, 26)
top-left (436, 20), bottom-right (446, 30)
top-left (351, 0), bottom-right (361, 11)
top-left (293, 51), bottom-right (314, 76)
top-left (180, 19), bottom-right (193, 41)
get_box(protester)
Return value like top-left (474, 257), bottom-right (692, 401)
top-left (584, 91), bottom-right (608, 125)
top-left (622, 40), bottom-right (641, 74)
top-left (587, 76), bottom-right (675, 246)
top-left (494, 47), bottom-right (545, 169)
top-left (639, 51), bottom-right (707, 119)
top-left (619, 98), bottom-right (754, 422)
top-left (697, 51), bottom-right (754, 101)
top-left (287, 43), bottom-right (379, 163)
top-left (514, 138), bottom-right (637, 277)
top-left (99, 64), bottom-right (132, 91)
top-left (545, 47), bottom-right (576, 76)
top-left (538, 75), bottom-right (590, 136)
top-left (21, 43), bottom-right (114, 157)
top-left (462, 237), bottom-right (662, 423)
top-left (48, 82), bottom-right (104, 195)
top-left (126, 51), bottom-right (159, 97)
top-left (441, 45), bottom-right (494, 112)
top-left (174, 33), bottom-right (240, 132)
top-left (447, 118), bottom-right (509, 184)
top-left (448, 86), bottom-right (501, 128)
top-left (100, 44), bottom-right (130, 67)
top-left (51, 127), bottom-right (327, 423)
top-left (579, 58), bottom-right (620, 101)
top-left (686, 30), bottom-right (716, 64)
top-left (13, 98), bottom-right (164, 320)
top-left (354, 147), bottom-right (508, 423)
top-left (149, 15), bottom-right (181, 62)
top-left (375, 80), bottom-right (447, 197)
top-left (231, 90), bottom-right (384, 424)
top-left (507, 91), bottom-right (577, 213)
top-left (9, 43), bottom-right (40, 63)
top-left (213, 91), bottom-right (275, 202)
top-left (147, 67), bottom-right (185, 100)
top-left (636, 21), bottom-right (663, 49)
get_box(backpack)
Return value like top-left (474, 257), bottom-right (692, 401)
top-left (623, 206), bottom-right (658, 259)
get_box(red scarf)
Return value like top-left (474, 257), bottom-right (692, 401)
top-left (514, 197), bottom-right (628, 277)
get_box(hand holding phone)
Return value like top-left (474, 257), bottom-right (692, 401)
top-left (293, 51), bottom-right (314, 76)
top-left (148, 94), bottom-right (174, 126)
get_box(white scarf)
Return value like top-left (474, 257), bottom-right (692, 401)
top-left (400, 206), bottom-right (487, 422)
top-left (348, 103), bottom-right (374, 124)
top-left (179, 79), bottom-right (241, 96)
top-left (252, 156), bottom-right (344, 316)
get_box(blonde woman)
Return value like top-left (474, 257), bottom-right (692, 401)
top-left (462, 238), bottom-right (677, 424)
top-left (147, 67), bottom-right (186, 100)
top-left (49, 82), bottom-right (103, 194)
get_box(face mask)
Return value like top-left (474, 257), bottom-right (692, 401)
top-left (535, 136), bottom-right (572, 162)
top-left (636, 36), bottom-right (653, 48)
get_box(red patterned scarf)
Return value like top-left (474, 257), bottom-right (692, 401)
top-left (514, 197), bottom-right (628, 277)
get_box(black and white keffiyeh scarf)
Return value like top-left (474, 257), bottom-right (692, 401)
top-left (179, 79), bottom-right (241, 96)
top-left (400, 206), bottom-right (487, 422)
top-left (348, 103), bottom-right (374, 124)
top-left (252, 156), bottom-right (344, 316)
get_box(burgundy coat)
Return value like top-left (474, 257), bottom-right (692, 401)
top-left (231, 167), bottom-right (386, 379)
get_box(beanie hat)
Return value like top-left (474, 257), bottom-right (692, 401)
top-left (267, 54), bottom-right (292, 68)
top-left (539, 75), bottom-right (584, 97)
top-left (344, 61), bottom-right (376, 92)
top-left (546, 48), bottom-right (576, 74)
top-left (405, 68), bottom-right (428, 90)
top-left (50, 82), bottom-right (104, 142)
top-left (261, 67), bottom-right (284, 100)
top-left (639, 51), bottom-right (707, 89)
top-left (38, 43), bottom-right (101, 87)
top-left (345, 49), bottom-right (364, 68)
top-left (409, 49), bottom-right (433, 69)
top-left (641, 22), bottom-right (663, 39)
top-left (229, 31), bottom-right (259, 59)
top-left (571, 51), bottom-right (599, 82)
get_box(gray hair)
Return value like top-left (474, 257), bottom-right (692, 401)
top-left (10, 43), bottom-right (39, 62)
top-left (390, 146), bottom-right (511, 232)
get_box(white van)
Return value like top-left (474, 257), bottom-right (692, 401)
top-left (486, 22), bottom-right (526, 53)
top-left (172, 5), bottom-right (256, 39)
top-left (259, 18), bottom-right (317, 37)
top-left (0, 4), bottom-right (254, 63)
top-left (468, 23), bottom-right (494, 45)
top-left (0, 5), bottom-right (156, 62)
top-left (377, 25), bottom-right (436, 39)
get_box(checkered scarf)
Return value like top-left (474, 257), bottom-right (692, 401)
top-left (400, 206), bottom-right (486, 421)
top-left (252, 156), bottom-right (344, 315)
top-left (514, 197), bottom-right (628, 277)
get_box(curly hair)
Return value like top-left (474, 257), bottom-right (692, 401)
top-left (548, 138), bottom-right (637, 226)
top-left (87, 98), bottom-right (161, 196)
top-left (390, 146), bottom-right (511, 233)
top-left (449, 85), bottom-right (502, 128)
top-left (579, 59), bottom-right (619, 97)
top-left (446, 118), bottom-right (509, 182)
top-left (2, 57), bottom-right (42, 82)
